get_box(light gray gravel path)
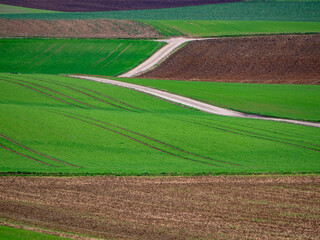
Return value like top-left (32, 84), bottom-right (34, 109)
top-left (118, 37), bottom-right (213, 78)
top-left (70, 75), bottom-right (320, 128)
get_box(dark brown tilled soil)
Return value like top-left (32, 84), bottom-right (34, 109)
top-left (0, 19), bottom-right (162, 39)
top-left (0, 176), bottom-right (319, 239)
top-left (0, 0), bottom-right (241, 12)
top-left (141, 34), bottom-right (320, 84)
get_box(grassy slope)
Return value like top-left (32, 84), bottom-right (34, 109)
top-left (1, 73), bottom-right (319, 175)
top-left (0, 225), bottom-right (71, 240)
top-left (145, 20), bottom-right (320, 37)
top-left (0, 2), bottom-right (319, 21)
top-left (0, 4), bottom-right (58, 14)
top-left (0, 39), bottom-right (164, 76)
top-left (111, 77), bottom-right (320, 122)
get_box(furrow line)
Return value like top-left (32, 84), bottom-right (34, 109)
top-left (99, 44), bottom-right (132, 70)
top-left (200, 119), bottom-right (320, 149)
top-left (11, 78), bottom-right (100, 110)
top-left (49, 110), bottom-right (222, 168)
top-left (91, 43), bottom-right (123, 69)
top-left (0, 134), bottom-right (80, 168)
top-left (70, 112), bottom-right (242, 167)
top-left (0, 145), bottom-right (56, 167)
top-left (182, 118), bottom-right (320, 153)
top-left (0, 78), bottom-right (83, 109)
top-left (21, 76), bottom-right (134, 112)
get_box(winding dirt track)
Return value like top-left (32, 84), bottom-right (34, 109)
top-left (71, 75), bottom-right (320, 128)
top-left (119, 38), bottom-right (203, 77)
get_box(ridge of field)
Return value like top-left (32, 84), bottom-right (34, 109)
top-left (141, 34), bottom-right (320, 85)
top-left (0, 0), bottom-right (241, 12)
top-left (0, 4), bottom-right (58, 14)
top-left (1, 73), bottom-right (320, 175)
top-left (0, 39), bottom-right (164, 76)
top-left (0, 19), bottom-right (162, 38)
top-left (111, 77), bottom-right (320, 122)
top-left (0, 225), bottom-right (73, 240)
top-left (145, 20), bottom-right (320, 37)
top-left (1, 2), bottom-right (319, 22)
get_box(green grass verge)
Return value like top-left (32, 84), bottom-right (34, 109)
top-left (0, 4), bottom-right (59, 14)
top-left (144, 20), bottom-right (320, 37)
top-left (0, 225), bottom-right (71, 240)
top-left (0, 39), bottom-right (164, 76)
top-left (110, 77), bottom-right (320, 122)
top-left (0, 2), bottom-right (319, 21)
top-left (1, 73), bottom-right (320, 175)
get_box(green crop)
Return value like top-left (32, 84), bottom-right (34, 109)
top-left (0, 39), bottom-right (164, 76)
top-left (0, 4), bottom-right (59, 14)
top-left (110, 77), bottom-right (320, 122)
top-left (1, 73), bottom-right (319, 175)
top-left (0, 225), bottom-right (71, 240)
top-left (1, 2), bottom-right (319, 21)
top-left (144, 20), bottom-right (320, 37)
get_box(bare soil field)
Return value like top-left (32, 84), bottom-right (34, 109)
top-left (0, 19), bottom-right (162, 38)
top-left (0, 0), bottom-right (241, 12)
top-left (141, 34), bottom-right (320, 84)
top-left (0, 176), bottom-right (319, 239)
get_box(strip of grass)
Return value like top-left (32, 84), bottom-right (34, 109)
top-left (0, 4), bottom-right (59, 14)
top-left (0, 39), bottom-right (164, 76)
top-left (1, 73), bottom-right (320, 175)
top-left (144, 20), bottom-right (320, 37)
top-left (0, 2), bottom-right (319, 21)
top-left (111, 77), bottom-right (320, 122)
top-left (0, 225), bottom-right (71, 240)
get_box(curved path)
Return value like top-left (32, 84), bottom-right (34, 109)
top-left (70, 75), bottom-right (320, 128)
top-left (119, 37), bottom-right (213, 78)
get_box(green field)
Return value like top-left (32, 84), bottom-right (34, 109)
top-left (0, 225), bottom-right (71, 240)
top-left (1, 73), bottom-right (319, 175)
top-left (145, 20), bottom-right (320, 37)
top-left (111, 77), bottom-right (320, 122)
top-left (0, 4), bottom-right (58, 14)
top-left (1, 2), bottom-right (319, 21)
top-left (0, 39), bottom-right (164, 76)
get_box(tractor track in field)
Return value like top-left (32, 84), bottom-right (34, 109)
top-left (72, 76), bottom-right (320, 128)
top-left (66, 111), bottom-right (242, 167)
top-left (177, 117), bottom-right (320, 153)
top-left (0, 77), bottom-right (82, 108)
top-left (20, 76), bottom-right (134, 112)
top-left (49, 110), bottom-right (229, 168)
top-left (21, 75), bottom-right (145, 112)
top-left (0, 134), bottom-right (80, 167)
top-left (0, 145), bottom-right (56, 167)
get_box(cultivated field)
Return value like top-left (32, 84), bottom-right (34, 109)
top-left (0, 4), bottom-right (58, 14)
top-left (1, 73), bottom-right (320, 175)
top-left (1, 1), bottom-right (319, 21)
top-left (0, 39), bottom-right (164, 76)
top-left (0, 19), bottom-right (161, 38)
top-left (141, 34), bottom-right (320, 84)
top-left (111, 77), bottom-right (320, 122)
top-left (145, 20), bottom-right (320, 37)
top-left (0, 176), bottom-right (319, 239)
top-left (0, 0), bottom-right (241, 12)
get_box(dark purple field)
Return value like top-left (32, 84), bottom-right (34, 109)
top-left (0, 0), bottom-right (241, 12)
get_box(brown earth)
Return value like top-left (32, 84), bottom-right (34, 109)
top-left (0, 176), bottom-right (319, 239)
top-left (0, 19), bottom-right (162, 38)
top-left (141, 34), bottom-right (320, 84)
top-left (0, 0), bottom-right (241, 12)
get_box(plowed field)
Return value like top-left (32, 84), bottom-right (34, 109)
top-left (0, 176), bottom-right (319, 239)
top-left (0, 0), bottom-right (240, 12)
top-left (0, 19), bottom-right (161, 38)
top-left (141, 34), bottom-right (320, 84)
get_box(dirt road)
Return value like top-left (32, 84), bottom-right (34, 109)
top-left (119, 37), bottom-right (213, 77)
top-left (71, 75), bottom-right (320, 128)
